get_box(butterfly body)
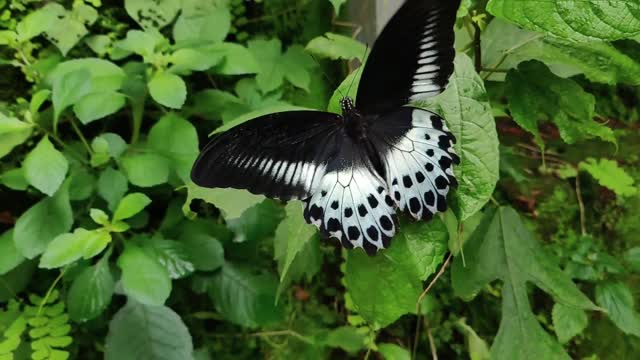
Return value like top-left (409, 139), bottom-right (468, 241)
top-left (192, 0), bottom-right (461, 255)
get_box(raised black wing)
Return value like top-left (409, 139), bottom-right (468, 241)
top-left (191, 111), bottom-right (343, 201)
top-left (356, 0), bottom-right (460, 115)
top-left (368, 107), bottom-right (459, 220)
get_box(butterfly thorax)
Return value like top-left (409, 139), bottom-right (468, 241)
top-left (341, 97), bottom-right (368, 141)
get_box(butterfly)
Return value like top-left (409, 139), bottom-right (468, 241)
top-left (191, 0), bottom-right (461, 256)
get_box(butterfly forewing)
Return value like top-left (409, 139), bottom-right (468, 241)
top-left (356, 0), bottom-right (460, 115)
top-left (303, 138), bottom-right (397, 256)
top-left (191, 111), bottom-right (343, 200)
top-left (369, 107), bottom-right (459, 220)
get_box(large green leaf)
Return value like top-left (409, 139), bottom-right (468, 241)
top-left (39, 228), bottom-right (111, 269)
top-left (505, 61), bottom-right (616, 148)
top-left (420, 54), bottom-right (499, 221)
top-left (209, 43), bottom-right (259, 75)
top-left (552, 303), bottom-right (588, 344)
top-left (273, 201), bottom-right (317, 284)
top-left (0, 113), bottom-right (32, 160)
top-left (120, 153), bottom-right (170, 188)
top-left (23, 136), bottom-right (69, 196)
top-left (183, 184), bottom-right (265, 221)
top-left (43, 3), bottom-right (98, 55)
top-left (452, 207), bottom-right (598, 360)
top-left (595, 281), bottom-right (640, 337)
top-left (118, 245), bottom-right (172, 306)
top-left (208, 263), bottom-right (284, 327)
top-left (345, 219), bottom-right (448, 327)
top-left (148, 113), bottom-right (199, 182)
top-left (124, 0), bottom-right (180, 30)
top-left (148, 72), bottom-right (187, 109)
top-left (173, 0), bottom-right (230, 45)
top-left (105, 300), bottom-right (193, 360)
top-left (306, 33), bottom-right (367, 61)
top-left (0, 230), bottom-right (25, 275)
top-left (113, 193), bottom-right (152, 221)
top-left (97, 167), bottom-right (129, 211)
top-left (142, 238), bottom-right (195, 280)
top-left (481, 19), bottom-right (640, 85)
top-left (486, 0), bottom-right (640, 41)
top-left (247, 39), bottom-right (314, 93)
top-left (67, 255), bottom-right (114, 322)
top-left (13, 184), bottom-right (73, 259)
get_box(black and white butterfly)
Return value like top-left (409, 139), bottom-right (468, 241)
top-left (191, 0), bottom-right (461, 256)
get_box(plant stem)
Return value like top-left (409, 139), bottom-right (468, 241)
top-left (575, 175), bottom-right (587, 236)
top-left (37, 270), bottom-right (65, 316)
top-left (425, 318), bottom-right (438, 360)
top-left (472, 21), bottom-right (482, 72)
top-left (130, 100), bottom-right (144, 144)
top-left (69, 117), bottom-right (93, 155)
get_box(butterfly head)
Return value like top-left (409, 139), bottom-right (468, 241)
top-left (340, 97), bottom-right (356, 115)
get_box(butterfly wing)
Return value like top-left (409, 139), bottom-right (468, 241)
top-left (369, 107), bottom-right (459, 220)
top-left (356, 0), bottom-right (460, 115)
top-left (303, 136), bottom-right (397, 256)
top-left (191, 111), bottom-right (343, 200)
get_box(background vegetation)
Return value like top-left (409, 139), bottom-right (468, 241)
top-left (0, 0), bottom-right (639, 359)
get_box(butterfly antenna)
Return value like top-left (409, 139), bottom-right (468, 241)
top-left (346, 44), bottom-right (369, 99)
top-left (309, 53), bottom-right (345, 99)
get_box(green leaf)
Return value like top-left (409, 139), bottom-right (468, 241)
top-left (481, 19), bottom-right (640, 85)
top-left (85, 34), bottom-right (112, 56)
top-left (184, 184), bottom-right (265, 221)
top-left (306, 33), bottom-right (367, 61)
top-left (113, 193), bottom-right (152, 221)
top-left (52, 69), bottom-right (93, 124)
top-left (39, 228), bottom-right (111, 269)
top-left (318, 326), bottom-right (366, 353)
top-left (625, 247), bottom-right (640, 273)
top-left (552, 303), bottom-right (588, 344)
top-left (148, 72), bottom-right (187, 109)
top-left (14, 184), bottom-right (73, 259)
top-left (210, 42), bottom-right (259, 75)
top-left (486, 0), bottom-right (640, 41)
top-left (68, 168), bottom-right (96, 201)
top-left (0, 168), bottom-right (28, 191)
top-left (105, 300), bottom-right (193, 360)
top-left (452, 207), bottom-right (598, 360)
top-left (90, 209), bottom-right (110, 226)
top-left (169, 48), bottom-right (223, 75)
top-left (226, 200), bottom-right (285, 243)
top-left (209, 263), bottom-right (284, 327)
top-left (595, 282), bottom-right (640, 337)
top-left (248, 39), bottom-right (313, 93)
top-left (113, 30), bottom-right (164, 59)
top-left (147, 113), bottom-right (199, 182)
top-left (124, 0), bottom-right (180, 30)
top-left (120, 153), bottom-right (170, 188)
top-left (345, 219), bottom-right (448, 327)
top-left (420, 54), bottom-right (499, 221)
top-left (455, 319), bottom-right (491, 360)
top-left (180, 231), bottom-right (224, 272)
top-left (378, 343), bottom-right (411, 360)
top-left (15, 3), bottom-right (62, 42)
top-left (329, 0), bottom-right (348, 16)
top-left (506, 61), bottom-right (616, 147)
top-left (0, 113), bottom-right (33, 160)
top-left (43, 3), bottom-right (98, 55)
top-left (118, 245), bottom-right (171, 306)
top-left (23, 136), bottom-right (69, 196)
top-left (67, 255), bottom-right (114, 322)
top-left (173, 1), bottom-right (231, 45)
top-left (579, 158), bottom-right (637, 197)
top-left (274, 201), bottom-right (317, 284)
top-left (143, 238), bottom-right (195, 279)
top-left (98, 167), bottom-right (128, 211)
top-left (0, 230), bottom-right (25, 275)
top-left (73, 92), bottom-right (126, 125)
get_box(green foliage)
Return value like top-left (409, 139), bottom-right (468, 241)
top-left (1, 0), bottom-right (639, 358)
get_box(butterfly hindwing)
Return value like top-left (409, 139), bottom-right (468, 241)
top-left (303, 138), bottom-right (397, 256)
top-left (356, 0), bottom-right (460, 115)
top-left (191, 111), bottom-right (343, 200)
top-left (370, 107), bottom-right (459, 220)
